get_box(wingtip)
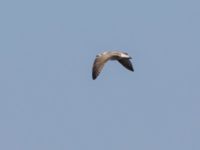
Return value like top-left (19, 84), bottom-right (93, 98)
top-left (92, 74), bottom-right (97, 80)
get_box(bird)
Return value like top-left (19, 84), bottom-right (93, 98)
top-left (92, 51), bottom-right (134, 80)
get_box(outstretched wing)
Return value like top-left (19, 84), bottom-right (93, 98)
top-left (92, 56), bottom-right (109, 80)
top-left (118, 58), bottom-right (134, 71)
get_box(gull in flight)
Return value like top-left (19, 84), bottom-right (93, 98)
top-left (92, 51), bottom-right (134, 80)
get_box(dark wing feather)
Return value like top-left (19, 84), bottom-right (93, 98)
top-left (118, 58), bottom-right (134, 71)
top-left (92, 56), bottom-right (109, 80)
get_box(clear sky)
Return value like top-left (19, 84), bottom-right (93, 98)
top-left (0, 0), bottom-right (200, 150)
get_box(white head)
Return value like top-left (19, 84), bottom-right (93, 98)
top-left (120, 52), bottom-right (131, 59)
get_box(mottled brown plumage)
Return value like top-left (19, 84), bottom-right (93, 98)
top-left (92, 51), bottom-right (134, 80)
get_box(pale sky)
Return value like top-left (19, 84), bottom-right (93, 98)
top-left (0, 0), bottom-right (200, 150)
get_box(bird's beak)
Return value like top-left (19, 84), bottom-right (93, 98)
top-left (129, 57), bottom-right (132, 59)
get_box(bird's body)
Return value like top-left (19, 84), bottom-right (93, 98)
top-left (92, 51), bottom-right (134, 80)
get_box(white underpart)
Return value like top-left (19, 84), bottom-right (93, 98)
top-left (120, 53), bottom-right (129, 58)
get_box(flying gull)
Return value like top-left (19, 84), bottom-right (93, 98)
top-left (92, 51), bottom-right (134, 80)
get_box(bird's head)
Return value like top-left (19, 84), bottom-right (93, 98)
top-left (120, 52), bottom-right (132, 59)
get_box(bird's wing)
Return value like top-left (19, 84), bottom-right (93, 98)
top-left (92, 55), bottom-right (110, 80)
top-left (118, 58), bottom-right (134, 71)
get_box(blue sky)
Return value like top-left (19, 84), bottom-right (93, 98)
top-left (0, 0), bottom-right (200, 150)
